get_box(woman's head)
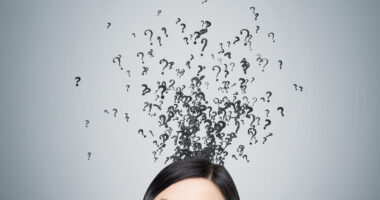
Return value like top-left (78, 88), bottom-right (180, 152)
top-left (143, 158), bottom-right (240, 200)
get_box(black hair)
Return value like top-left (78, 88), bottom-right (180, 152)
top-left (143, 157), bottom-right (240, 200)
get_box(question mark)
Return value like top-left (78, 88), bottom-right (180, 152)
top-left (74, 76), bottom-right (81, 87)
top-left (200, 38), bottom-right (208, 56)
top-left (157, 10), bottom-right (162, 16)
top-left (85, 120), bottom-right (89, 128)
top-left (277, 106), bottom-right (284, 116)
top-left (144, 29), bottom-right (153, 45)
top-left (106, 22), bottom-right (111, 29)
top-left (159, 59), bottom-right (169, 75)
top-left (250, 6), bottom-right (255, 14)
top-left (180, 23), bottom-right (186, 33)
top-left (268, 32), bottom-right (275, 42)
top-left (126, 84), bottom-right (130, 92)
top-left (263, 133), bottom-right (273, 144)
top-left (157, 36), bottom-right (162, 46)
top-left (141, 84), bottom-right (151, 95)
top-left (248, 127), bottom-right (257, 145)
top-left (87, 152), bottom-right (91, 160)
top-left (265, 109), bottom-right (270, 117)
top-left (183, 37), bottom-right (189, 45)
top-left (193, 32), bottom-right (201, 44)
top-left (240, 29), bottom-right (250, 46)
top-left (263, 119), bottom-right (271, 130)
top-left (112, 54), bottom-right (122, 70)
top-left (138, 129), bottom-right (147, 138)
top-left (265, 91), bottom-right (272, 102)
top-left (233, 36), bottom-right (240, 44)
top-left (278, 60), bottom-right (283, 69)
top-left (161, 27), bottom-right (168, 37)
top-left (112, 108), bottom-right (118, 117)
top-left (137, 52), bottom-right (144, 64)
top-left (176, 18), bottom-right (181, 24)
top-left (212, 65), bottom-right (221, 81)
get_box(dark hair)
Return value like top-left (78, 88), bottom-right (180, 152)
top-left (143, 158), bottom-right (240, 200)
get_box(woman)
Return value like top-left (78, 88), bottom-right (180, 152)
top-left (143, 157), bottom-right (240, 200)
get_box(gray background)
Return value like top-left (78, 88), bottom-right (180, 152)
top-left (1, 0), bottom-right (380, 199)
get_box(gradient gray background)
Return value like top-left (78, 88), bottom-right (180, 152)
top-left (1, 0), bottom-right (380, 199)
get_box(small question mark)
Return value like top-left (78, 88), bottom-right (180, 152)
top-left (277, 106), bottom-right (284, 116)
top-left (176, 18), bottom-right (181, 24)
top-left (74, 76), bottom-right (81, 87)
top-left (265, 91), bottom-right (272, 102)
top-left (112, 108), bottom-right (118, 117)
top-left (112, 54), bottom-right (122, 70)
top-left (180, 23), bottom-right (186, 33)
top-left (137, 52), bottom-right (144, 64)
top-left (263, 133), bottom-right (273, 144)
top-left (233, 36), bottom-right (240, 44)
top-left (263, 119), bottom-right (271, 130)
top-left (87, 152), bottom-right (91, 160)
top-left (265, 109), bottom-right (270, 117)
top-left (157, 36), bottom-right (162, 46)
top-left (200, 38), bottom-right (208, 56)
top-left (161, 27), bottom-right (168, 37)
top-left (126, 84), bottom-right (130, 92)
top-left (144, 29), bottom-right (153, 45)
top-left (141, 84), bottom-right (151, 95)
top-left (85, 120), bottom-right (89, 128)
top-left (250, 6), bottom-right (255, 14)
top-left (278, 60), bottom-right (283, 69)
top-left (212, 65), bottom-right (221, 81)
top-left (138, 129), bottom-right (147, 138)
top-left (268, 32), bottom-right (275, 42)
top-left (159, 59), bottom-right (169, 75)
top-left (243, 155), bottom-right (249, 162)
